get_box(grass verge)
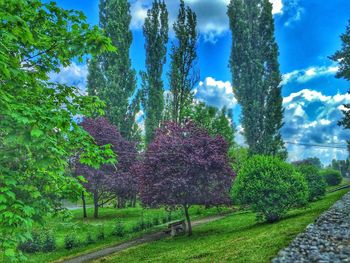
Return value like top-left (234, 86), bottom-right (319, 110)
top-left (25, 205), bottom-right (231, 263)
top-left (97, 189), bottom-right (349, 263)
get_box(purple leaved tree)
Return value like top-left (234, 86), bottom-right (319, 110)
top-left (75, 117), bottom-right (138, 218)
top-left (139, 121), bottom-right (235, 235)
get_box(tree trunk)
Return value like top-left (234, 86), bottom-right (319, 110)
top-left (82, 191), bottom-right (87, 218)
top-left (117, 196), bottom-right (121, 208)
top-left (93, 190), bottom-right (99, 218)
top-left (183, 205), bottom-right (192, 236)
top-left (132, 194), bottom-right (136, 207)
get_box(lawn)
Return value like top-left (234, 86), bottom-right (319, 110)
top-left (25, 204), bottom-right (231, 263)
top-left (96, 189), bottom-right (349, 263)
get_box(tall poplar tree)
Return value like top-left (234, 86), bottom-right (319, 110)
top-left (228, 0), bottom-right (286, 158)
top-left (87, 0), bottom-right (139, 141)
top-left (331, 20), bottom-right (350, 153)
top-left (169, 0), bottom-right (199, 124)
top-left (141, 0), bottom-right (168, 145)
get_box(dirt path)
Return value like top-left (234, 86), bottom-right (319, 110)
top-left (61, 215), bottom-right (226, 263)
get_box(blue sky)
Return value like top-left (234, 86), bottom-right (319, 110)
top-left (51, 0), bottom-right (350, 165)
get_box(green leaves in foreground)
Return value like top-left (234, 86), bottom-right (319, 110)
top-left (0, 0), bottom-right (115, 260)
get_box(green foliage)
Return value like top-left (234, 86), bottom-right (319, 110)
top-left (141, 0), bottom-right (169, 144)
top-left (87, 0), bottom-right (140, 141)
top-left (0, 0), bottom-right (115, 259)
top-left (232, 155), bottom-right (308, 222)
top-left (189, 103), bottom-right (235, 147)
top-left (113, 219), bottom-right (125, 237)
top-left (296, 165), bottom-right (326, 201)
top-left (85, 232), bottom-right (95, 245)
top-left (228, 147), bottom-right (249, 172)
top-left (292, 157), bottom-right (323, 169)
top-left (152, 217), bottom-right (160, 226)
top-left (228, 0), bottom-right (286, 158)
top-left (97, 225), bottom-right (105, 240)
top-left (169, 0), bottom-right (199, 123)
top-left (41, 231), bottom-right (56, 252)
top-left (331, 20), bottom-right (350, 134)
top-left (18, 232), bottom-right (42, 254)
top-left (64, 234), bottom-right (79, 250)
top-left (320, 169), bottom-right (343, 186)
top-left (329, 159), bottom-right (350, 177)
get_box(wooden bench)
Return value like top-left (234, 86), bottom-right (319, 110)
top-left (164, 220), bottom-right (186, 236)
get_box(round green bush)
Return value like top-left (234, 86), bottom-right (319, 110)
top-left (320, 169), bottom-right (342, 186)
top-left (232, 155), bottom-right (308, 223)
top-left (64, 233), bottom-right (79, 250)
top-left (296, 164), bottom-right (327, 201)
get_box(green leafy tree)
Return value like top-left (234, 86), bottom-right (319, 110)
top-left (228, 0), bottom-right (286, 158)
top-left (189, 102), bottom-right (235, 147)
top-left (228, 147), bottom-right (249, 173)
top-left (87, 0), bottom-right (139, 141)
top-left (141, 0), bottom-right (169, 145)
top-left (330, 159), bottom-right (350, 177)
top-left (320, 169), bottom-right (343, 186)
top-left (0, 0), bottom-right (115, 259)
top-left (296, 164), bottom-right (326, 201)
top-left (232, 156), bottom-right (308, 222)
top-left (169, 0), bottom-right (199, 123)
top-left (292, 157), bottom-right (323, 169)
top-left (331, 20), bottom-right (350, 151)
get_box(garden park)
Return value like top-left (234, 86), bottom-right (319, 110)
top-left (1, 0), bottom-right (350, 262)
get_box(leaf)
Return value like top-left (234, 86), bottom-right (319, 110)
top-left (31, 128), bottom-right (44, 138)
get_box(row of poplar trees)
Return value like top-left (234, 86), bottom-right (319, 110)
top-left (87, 0), bottom-right (286, 158)
top-left (87, 0), bottom-right (199, 147)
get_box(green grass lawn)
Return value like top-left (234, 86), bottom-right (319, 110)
top-left (97, 189), bottom-right (349, 263)
top-left (25, 204), bottom-right (231, 263)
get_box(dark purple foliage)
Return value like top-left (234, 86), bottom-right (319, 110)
top-left (138, 121), bottom-right (235, 234)
top-left (75, 117), bottom-right (138, 217)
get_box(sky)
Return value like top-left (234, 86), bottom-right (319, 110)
top-left (51, 0), bottom-right (350, 165)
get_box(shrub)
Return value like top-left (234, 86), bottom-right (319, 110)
top-left (18, 232), bottom-right (42, 253)
top-left (145, 219), bottom-right (153, 228)
top-left (42, 231), bottom-right (56, 252)
top-left (152, 217), bottom-right (160, 226)
top-left (97, 225), bottom-right (105, 240)
top-left (296, 164), bottom-right (327, 201)
top-left (113, 219), bottom-right (125, 237)
top-left (85, 232), bottom-right (95, 245)
top-left (321, 169), bottom-right (342, 186)
top-left (232, 155), bottom-right (308, 223)
top-left (132, 224), bottom-right (141, 233)
top-left (64, 233), bottom-right (79, 250)
top-left (162, 217), bottom-right (167, 224)
top-left (166, 213), bottom-right (172, 222)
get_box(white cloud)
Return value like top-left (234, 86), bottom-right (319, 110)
top-left (194, 77), bottom-right (237, 109)
top-left (270, 0), bottom-right (283, 14)
top-left (283, 0), bottom-right (304, 27)
top-left (282, 65), bottom-right (339, 85)
top-left (282, 89), bottom-right (350, 165)
top-left (130, 0), bottom-right (283, 43)
top-left (48, 62), bottom-right (88, 92)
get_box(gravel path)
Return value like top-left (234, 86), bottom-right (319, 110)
top-left (272, 192), bottom-right (350, 263)
top-left (61, 215), bottom-right (226, 263)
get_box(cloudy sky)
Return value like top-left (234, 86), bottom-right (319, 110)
top-left (53, 0), bottom-right (350, 165)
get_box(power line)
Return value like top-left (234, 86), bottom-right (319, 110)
top-left (285, 141), bottom-right (348, 150)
